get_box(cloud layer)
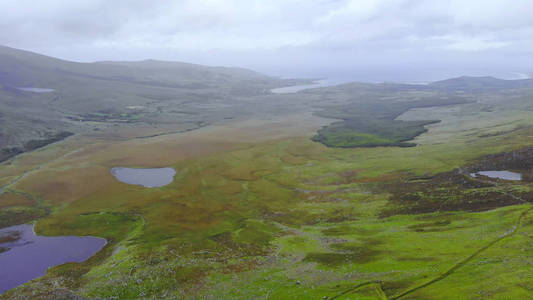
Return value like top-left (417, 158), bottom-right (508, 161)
top-left (2, 0), bottom-right (532, 80)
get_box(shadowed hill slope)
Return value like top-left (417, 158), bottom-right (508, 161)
top-left (0, 45), bottom-right (308, 162)
top-left (429, 75), bottom-right (533, 92)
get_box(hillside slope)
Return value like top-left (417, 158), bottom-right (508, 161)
top-left (0, 45), bottom-right (306, 161)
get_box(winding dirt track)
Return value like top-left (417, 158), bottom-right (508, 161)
top-left (327, 173), bottom-right (531, 300)
top-left (0, 148), bottom-right (81, 195)
top-left (391, 174), bottom-right (531, 299)
top-left (391, 205), bottom-right (531, 299)
top-left (328, 281), bottom-right (388, 300)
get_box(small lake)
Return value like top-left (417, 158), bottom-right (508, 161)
top-left (470, 171), bottom-right (522, 181)
top-left (0, 224), bottom-right (106, 294)
top-left (270, 79), bottom-right (348, 94)
top-left (17, 87), bottom-right (55, 93)
top-left (111, 167), bottom-right (176, 188)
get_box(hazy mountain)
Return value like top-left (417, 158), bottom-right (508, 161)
top-left (1, 45), bottom-right (531, 163)
top-left (0, 45), bottom-right (307, 162)
top-left (430, 76), bottom-right (533, 91)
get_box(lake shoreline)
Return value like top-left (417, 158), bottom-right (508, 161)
top-left (0, 224), bottom-right (107, 294)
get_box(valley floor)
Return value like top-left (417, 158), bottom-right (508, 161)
top-left (2, 96), bottom-right (533, 299)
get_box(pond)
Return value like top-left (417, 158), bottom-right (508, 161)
top-left (0, 224), bottom-right (106, 294)
top-left (111, 167), bottom-right (176, 188)
top-left (270, 79), bottom-right (347, 94)
top-left (17, 87), bottom-right (55, 93)
top-left (470, 171), bottom-right (522, 181)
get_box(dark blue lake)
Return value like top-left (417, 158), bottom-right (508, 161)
top-left (0, 224), bottom-right (106, 294)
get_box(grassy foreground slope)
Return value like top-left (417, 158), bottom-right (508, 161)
top-left (2, 46), bottom-right (533, 298)
top-left (2, 79), bottom-right (533, 299)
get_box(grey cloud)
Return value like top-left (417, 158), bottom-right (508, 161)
top-left (1, 0), bottom-right (532, 80)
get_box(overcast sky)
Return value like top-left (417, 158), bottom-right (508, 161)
top-left (2, 0), bottom-right (532, 81)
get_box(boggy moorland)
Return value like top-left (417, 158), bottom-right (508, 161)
top-left (2, 48), bottom-right (533, 299)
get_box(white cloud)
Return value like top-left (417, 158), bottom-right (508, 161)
top-left (1, 0), bottom-right (532, 78)
top-left (444, 36), bottom-right (511, 52)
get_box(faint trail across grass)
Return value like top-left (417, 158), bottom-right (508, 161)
top-left (325, 172), bottom-right (532, 300)
top-left (326, 280), bottom-right (388, 300)
top-left (0, 148), bottom-right (82, 195)
top-left (390, 204), bottom-right (532, 299)
top-left (132, 122), bottom-right (208, 139)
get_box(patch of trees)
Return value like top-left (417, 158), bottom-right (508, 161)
top-left (312, 97), bottom-right (468, 148)
top-left (0, 131), bottom-right (73, 162)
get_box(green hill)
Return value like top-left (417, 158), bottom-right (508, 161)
top-left (0, 45), bottom-right (307, 162)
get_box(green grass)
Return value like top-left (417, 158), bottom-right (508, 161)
top-left (5, 124), bottom-right (530, 298)
top-left (3, 77), bottom-right (533, 298)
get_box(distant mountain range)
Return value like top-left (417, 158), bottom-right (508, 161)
top-left (429, 75), bottom-right (533, 91)
top-left (1, 45), bottom-right (532, 162)
top-left (0, 45), bottom-right (309, 162)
